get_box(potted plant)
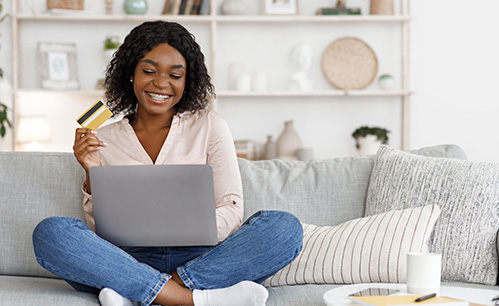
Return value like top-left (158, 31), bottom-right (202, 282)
top-left (0, 103), bottom-right (11, 138)
top-left (352, 126), bottom-right (390, 156)
top-left (103, 34), bottom-right (121, 63)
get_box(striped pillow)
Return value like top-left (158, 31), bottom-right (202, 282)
top-left (263, 205), bottom-right (440, 286)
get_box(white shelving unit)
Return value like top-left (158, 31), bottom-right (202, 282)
top-left (9, 0), bottom-right (412, 154)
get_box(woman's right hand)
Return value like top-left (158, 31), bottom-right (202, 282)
top-left (73, 128), bottom-right (107, 172)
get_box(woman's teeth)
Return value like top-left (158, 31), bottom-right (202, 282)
top-left (148, 93), bottom-right (169, 100)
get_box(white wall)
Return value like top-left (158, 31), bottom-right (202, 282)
top-left (410, 0), bottom-right (499, 162)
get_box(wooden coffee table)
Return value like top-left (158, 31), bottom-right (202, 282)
top-left (323, 283), bottom-right (498, 306)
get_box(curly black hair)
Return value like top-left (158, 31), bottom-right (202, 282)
top-left (104, 21), bottom-right (214, 121)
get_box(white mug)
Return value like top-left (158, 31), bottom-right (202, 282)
top-left (406, 252), bottom-right (442, 294)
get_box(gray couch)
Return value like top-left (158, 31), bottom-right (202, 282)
top-left (0, 145), bottom-right (497, 306)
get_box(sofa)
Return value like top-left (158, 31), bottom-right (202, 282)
top-left (0, 144), bottom-right (497, 306)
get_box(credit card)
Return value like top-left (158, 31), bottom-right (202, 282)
top-left (76, 100), bottom-right (113, 130)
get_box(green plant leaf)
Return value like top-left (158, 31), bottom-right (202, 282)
top-left (0, 124), bottom-right (5, 138)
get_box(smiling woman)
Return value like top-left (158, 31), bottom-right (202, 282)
top-left (32, 20), bottom-right (303, 306)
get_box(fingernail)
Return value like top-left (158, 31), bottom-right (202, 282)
top-left (90, 130), bottom-right (97, 134)
top-left (102, 142), bottom-right (108, 146)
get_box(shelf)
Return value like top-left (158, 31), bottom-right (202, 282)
top-left (215, 15), bottom-right (413, 23)
top-left (217, 90), bottom-right (413, 98)
top-left (13, 13), bottom-right (214, 23)
top-left (16, 89), bottom-right (104, 96)
top-left (15, 89), bottom-right (413, 98)
top-left (13, 13), bottom-right (412, 24)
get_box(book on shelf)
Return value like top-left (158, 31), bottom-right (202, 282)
top-left (163, 0), bottom-right (182, 15)
top-left (182, 0), bottom-right (196, 15)
top-left (316, 7), bottom-right (361, 15)
top-left (190, 0), bottom-right (203, 15)
top-left (350, 295), bottom-right (469, 306)
top-left (163, 0), bottom-right (209, 15)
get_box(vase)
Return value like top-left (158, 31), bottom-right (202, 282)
top-left (378, 74), bottom-right (395, 90)
top-left (124, 0), bottom-right (148, 15)
top-left (370, 0), bottom-right (393, 15)
top-left (277, 120), bottom-right (302, 160)
top-left (264, 135), bottom-right (277, 160)
top-left (221, 0), bottom-right (246, 15)
top-left (356, 135), bottom-right (382, 156)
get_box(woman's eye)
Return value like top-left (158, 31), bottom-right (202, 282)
top-left (171, 74), bottom-right (183, 79)
top-left (143, 69), bottom-right (155, 75)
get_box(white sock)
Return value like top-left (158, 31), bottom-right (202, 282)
top-left (99, 288), bottom-right (138, 306)
top-left (192, 281), bottom-right (268, 306)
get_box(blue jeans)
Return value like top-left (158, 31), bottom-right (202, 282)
top-left (32, 210), bottom-right (303, 306)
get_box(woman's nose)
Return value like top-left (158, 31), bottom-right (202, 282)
top-left (153, 74), bottom-right (170, 88)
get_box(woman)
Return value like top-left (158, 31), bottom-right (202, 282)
top-left (32, 21), bottom-right (303, 306)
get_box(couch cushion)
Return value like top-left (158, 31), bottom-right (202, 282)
top-left (239, 144), bottom-right (467, 225)
top-left (0, 275), bottom-right (98, 305)
top-left (365, 146), bottom-right (499, 286)
top-left (264, 205), bottom-right (440, 286)
top-left (0, 152), bottom-right (85, 278)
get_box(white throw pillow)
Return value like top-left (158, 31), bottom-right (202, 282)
top-left (366, 145), bottom-right (499, 285)
top-left (264, 205), bottom-right (440, 286)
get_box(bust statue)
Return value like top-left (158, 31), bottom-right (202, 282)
top-left (288, 43), bottom-right (314, 91)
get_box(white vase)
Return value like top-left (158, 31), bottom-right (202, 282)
top-left (221, 0), bottom-right (246, 15)
top-left (356, 135), bottom-right (382, 156)
top-left (277, 120), bottom-right (302, 160)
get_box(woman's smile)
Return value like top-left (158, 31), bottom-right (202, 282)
top-left (146, 91), bottom-right (172, 103)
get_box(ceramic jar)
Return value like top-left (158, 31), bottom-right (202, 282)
top-left (277, 120), bottom-right (302, 160)
top-left (124, 0), bottom-right (148, 15)
top-left (370, 0), bottom-right (393, 15)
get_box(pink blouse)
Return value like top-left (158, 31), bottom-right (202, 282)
top-left (82, 109), bottom-right (244, 242)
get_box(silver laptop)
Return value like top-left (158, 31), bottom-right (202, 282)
top-left (89, 164), bottom-right (218, 247)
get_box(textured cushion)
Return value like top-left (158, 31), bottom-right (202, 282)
top-left (239, 144), bottom-right (466, 226)
top-left (0, 152), bottom-right (85, 278)
top-left (264, 205), bottom-right (440, 286)
top-left (365, 146), bottom-right (499, 285)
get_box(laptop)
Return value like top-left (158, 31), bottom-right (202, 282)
top-left (89, 164), bottom-right (218, 247)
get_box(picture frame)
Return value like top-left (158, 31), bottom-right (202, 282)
top-left (37, 42), bottom-right (79, 90)
top-left (263, 0), bottom-right (299, 15)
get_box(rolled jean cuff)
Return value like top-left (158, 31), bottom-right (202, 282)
top-left (176, 266), bottom-right (196, 290)
top-left (141, 273), bottom-right (171, 306)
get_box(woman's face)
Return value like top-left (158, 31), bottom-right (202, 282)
top-left (132, 43), bottom-right (187, 119)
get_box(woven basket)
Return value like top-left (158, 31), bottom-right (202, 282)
top-left (47, 0), bottom-right (84, 10)
top-left (321, 37), bottom-right (378, 90)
